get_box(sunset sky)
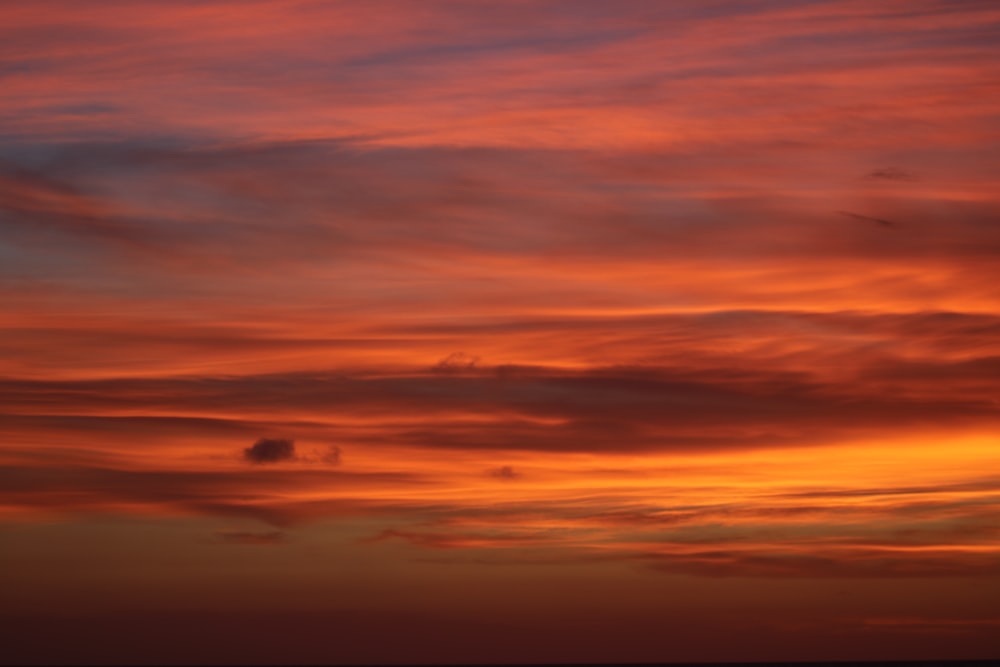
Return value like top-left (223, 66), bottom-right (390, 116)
top-left (2, 1), bottom-right (1000, 664)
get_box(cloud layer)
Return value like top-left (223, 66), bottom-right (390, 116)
top-left (1, 2), bottom-right (998, 661)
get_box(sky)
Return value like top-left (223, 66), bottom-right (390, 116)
top-left (1, 0), bottom-right (999, 664)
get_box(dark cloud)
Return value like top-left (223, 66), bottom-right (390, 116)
top-left (3, 343), bottom-right (999, 457)
top-left (431, 352), bottom-right (480, 374)
top-left (243, 438), bottom-right (295, 464)
top-left (488, 465), bottom-right (518, 479)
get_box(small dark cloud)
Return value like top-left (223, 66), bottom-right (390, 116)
top-left (215, 530), bottom-right (286, 545)
top-left (243, 438), bottom-right (295, 464)
top-left (431, 352), bottom-right (480, 374)
top-left (488, 465), bottom-right (519, 479)
top-left (865, 167), bottom-right (917, 181)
